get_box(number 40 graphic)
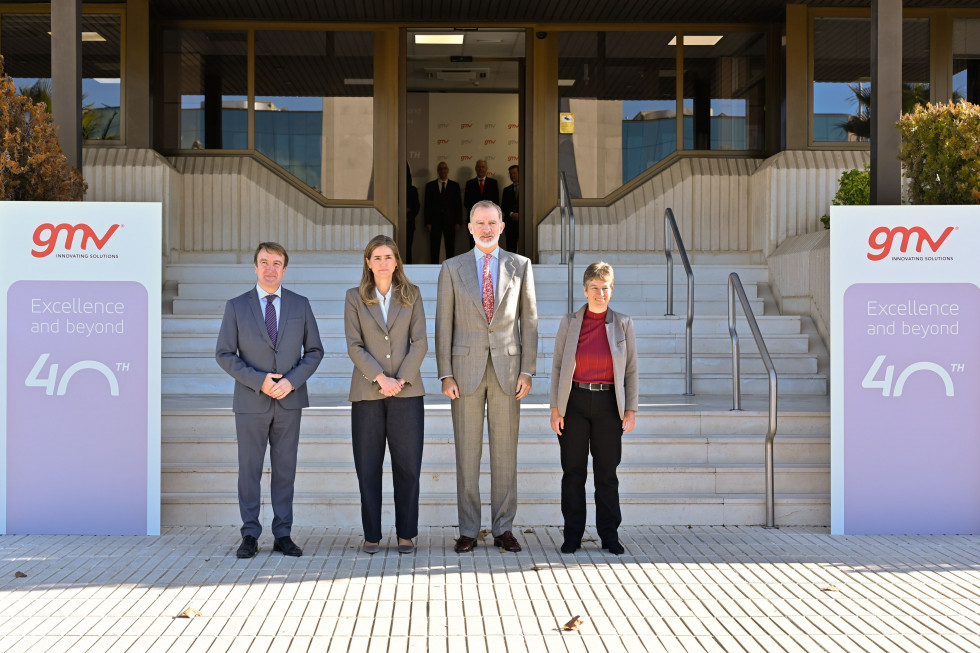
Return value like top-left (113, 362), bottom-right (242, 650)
top-left (861, 355), bottom-right (955, 397)
top-left (25, 353), bottom-right (120, 396)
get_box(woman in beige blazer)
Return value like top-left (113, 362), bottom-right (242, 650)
top-left (345, 235), bottom-right (427, 554)
top-left (550, 261), bottom-right (638, 555)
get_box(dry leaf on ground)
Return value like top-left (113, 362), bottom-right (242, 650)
top-left (563, 616), bottom-right (584, 631)
top-left (523, 528), bottom-right (535, 534)
top-left (176, 608), bottom-right (202, 618)
top-left (820, 585), bottom-right (841, 592)
top-left (14, 571), bottom-right (26, 578)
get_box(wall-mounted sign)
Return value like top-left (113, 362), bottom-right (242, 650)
top-left (0, 202), bottom-right (161, 535)
top-left (560, 112), bottom-right (575, 134)
top-left (831, 206), bottom-right (980, 535)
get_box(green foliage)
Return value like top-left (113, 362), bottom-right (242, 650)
top-left (841, 82), bottom-right (933, 140)
top-left (820, 166), bottom-right (871, 229)
top-left (0, 56), bottom-right (87, 200)
top-left (897, 101), bottom-right (980, 205)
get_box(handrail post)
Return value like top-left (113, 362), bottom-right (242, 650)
top-left (560, 172), bottom-right (575, 314)
top-left (664, 208), bottom-right (694, 396)
top-left (728, 272), bottom-right (779, 529)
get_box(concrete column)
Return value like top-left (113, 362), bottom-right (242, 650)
top-left (785, 5), bottom-right (809, 150)
top-left (871, 0), bottom-right (903, 205)
top-left (125, 0), bottom-right (150, 148)
top-left (51, 0), bottom-right (82, 169)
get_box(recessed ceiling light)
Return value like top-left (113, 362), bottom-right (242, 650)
top-left (93, 78), bottom-right (120, 84)
top-left (47, 31), bottom-right (107, 42)
top-left (415, 34), bottom-right (464, 45)
top-left (668, 35), bottom-right (723, 46)
top-left (558, 79), bottom-right (576, 87)
top-left (344, 78), bottom-right (374, 85)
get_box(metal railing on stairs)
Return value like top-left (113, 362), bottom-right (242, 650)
top-left (559, 172), bottom-right (576, 313)
top-left (728, 272), bottom-right (779, 529)
top-left (664, 208), bottom-right (694, 396)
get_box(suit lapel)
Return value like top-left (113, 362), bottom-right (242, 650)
top-left (459, 250), bottom-right (485, 315)
top-left (386, 297), bottom-right (402, 330)
top-left (366, 299), bottom-right (387, 333)
top-left (249, 288), bottom-right (275, 348)
top-left (494, 251), bottom-right (517, 314)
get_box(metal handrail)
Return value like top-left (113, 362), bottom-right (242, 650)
top-left (559, 172), bottom-right (576, 314)
top-left (728, 272), bottom-right (779, 529)
top-left (664, 208), bottom-right (694, 396)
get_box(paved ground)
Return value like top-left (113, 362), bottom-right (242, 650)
top-left (2, 525), bottom-right (980, 652)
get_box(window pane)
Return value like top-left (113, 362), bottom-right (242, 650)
top-left (813, 17), bottom-right (871, 143)
top-left (255, 30), bottom-right (374, 200)
top-left (160, 29), bottom-right (247, 150)
top-left (2, 14), bottom-right (52, 112)
top-left (559, 31), bottom-right (677, 198)
top-left (81, 14), bottom-right (121, 141)
top-left (953, 18), bottom-right (980, 104)
top-left (903, 18), bottom-right (930, 113)
top-left (681, 32), bottom-right (766, 152)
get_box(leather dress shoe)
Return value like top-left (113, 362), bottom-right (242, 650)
top-left (454, 535), bottom-right (477, 553)
top-left (273, 536), bottom-right (303, 557)
top-left (362, 541), bottom-right (380, 554)
top-left (560, 540), bottom-right (581, 554)
top-left (397, 541), bottom-right (415, 554)
top-left (493, 530), bottom-right (522, 552)
top-left (236, 535), bottom-right (258, 559)
top-left (602, 540), bottom-right (625, 555)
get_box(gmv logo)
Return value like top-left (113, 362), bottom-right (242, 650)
top-left (460, 123), bottom-right (473, 129)
top-left (437, 139), bottom-right (450, 145)
top-left (32, 223), bottom-right (121, 258)
top-left (867, 225), bottom-right (954, 261)
top-left (484, 139), bottom-right (496, 145)
top-left (507, 123), bottom-right (519, 129)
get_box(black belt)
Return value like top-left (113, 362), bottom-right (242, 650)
top-left (574, 382), bottom-right (613, 391)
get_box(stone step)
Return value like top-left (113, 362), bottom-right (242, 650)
top-left (162, 314), bottom-right (804, 336)
top-left (160, 461), bottom-right (830, 495)
top-left (172, 297), bottom-right (765, 317)
top-left (160, 492), bottom-right (830, 528)
top-left (164, 263), bottom-right (771, 285)
top-left (162, 433), bottom-right (829, 466)
top-left (161, 371), bottom-right (826, 396)
top-left (163, 351), bottom-right (818, 376)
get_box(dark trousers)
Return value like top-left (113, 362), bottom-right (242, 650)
top-left (236, 402), bottom-right (302, 539)
top-left (351, 396), bottom-right (424, 542)
top-left (503, 218), bottom-right (519, 252)
top-left (558, 386), bottom-right (623, 544)
top-left (405, 220), bottom-right (415, 264)
top-left (428, 222), bottom-right (456, 263)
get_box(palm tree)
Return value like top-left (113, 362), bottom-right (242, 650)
top-left (841, 82), bottom-right (936, 140)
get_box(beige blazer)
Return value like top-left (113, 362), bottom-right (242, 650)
top-left (344, 286), bottom-right (428, 402)
top-left (550, 305), bottom-right (638, 419)
top-left (435, 248), bottom-right (538, 395)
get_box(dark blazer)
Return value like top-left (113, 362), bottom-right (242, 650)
top-left (550, 305), bottom-right (638, 420)
top-left (464, 177), bottom-right (500, 214)
top-left (424, 178), bottom-right (463, 228)
top-left (501, 183), bottom-right (518, 221)
top-left (216, 287), bottom-right (324, 412)
top-left (344, 286), bottom-right (428, 402)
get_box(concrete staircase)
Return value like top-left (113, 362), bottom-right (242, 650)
top-left (161, 263), bottom-right (830, 528)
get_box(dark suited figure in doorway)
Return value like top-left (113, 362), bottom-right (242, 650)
top-left (500, 164), bottom-right (520, 252)
top-left (464, 160), bottom-right (500, 249)
top-left (424, 161), bottom-right (463, 263)
top-left (216, 242), bottom-right (324, 559)
top-left (405, 164), bottom-right (420, 264)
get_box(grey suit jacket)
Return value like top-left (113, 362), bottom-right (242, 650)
top-left (215, 287), bottom-right (324, 412)
top-left (344, 286), bottom-right (428, 402)
top-left (435, 248), bottom-right (537, 395)
top-left (550, 305), bottom-right (639, 420)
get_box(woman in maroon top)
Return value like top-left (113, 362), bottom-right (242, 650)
top-left (550, 262), bottom-right (638, 554)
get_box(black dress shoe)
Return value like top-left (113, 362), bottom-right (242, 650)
top-left (560, 541), bottom-right (581, 554)
top-left (273, 536), bottom-right (303, 557)
top-left (602, 540), bottom-right (625, 555)
top-left (454, 535), bottom-right (477, 553)
top-left (236, 535), bottom-right (258, 559)
top-left (493, 530), bottom-right (522, 552)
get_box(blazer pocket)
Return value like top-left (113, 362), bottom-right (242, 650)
top-left (452, 345), bottom-right (469, 356)
top-left (506, 344), bottom-right (521, 355)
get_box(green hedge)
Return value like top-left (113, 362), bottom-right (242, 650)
top-left (897, 101), bottom-right (980, 205)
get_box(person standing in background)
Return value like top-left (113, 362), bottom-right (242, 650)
top-left (463, 160), bottom-right (500, 250)
top-left (405, 164), bottom-right (420, 265)
top-left (424, 161), bottom-right (463, 264)
top-left (500, 165), bottom-right (520, 252)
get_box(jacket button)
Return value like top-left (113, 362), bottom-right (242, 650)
top-left (385, 336), bottom-right (389, 340)
top-left (386, 354), bottom-right (391, 358)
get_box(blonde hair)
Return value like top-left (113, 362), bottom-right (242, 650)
top-left (583, 261), bottom-right (614, 289)
top-left (358, 235), bottom-right (418, 307)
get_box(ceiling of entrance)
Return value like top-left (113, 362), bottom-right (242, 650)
top-left (117, 0), bottom-right (980, 22)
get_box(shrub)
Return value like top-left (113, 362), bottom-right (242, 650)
top-left (0, 56), bottom-right (87, 201)
top-left (897, 101), bottom-right (980, 205)
top-left (820, 166), bottom-right (870, 229)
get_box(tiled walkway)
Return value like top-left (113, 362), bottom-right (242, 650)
top-left (2, 526), bottom-right (980, 652)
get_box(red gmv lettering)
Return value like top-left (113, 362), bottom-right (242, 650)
top-left (32, 223), bottom-right (121, 258)
top-left (867, 225), bottom-right (954, 261)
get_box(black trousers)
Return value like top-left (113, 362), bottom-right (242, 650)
top-left (428, 221), bottom-right (456, 263)
top-left (558, 386), bottom-right (623, 544)
top-left (503, 218), bottom-right (519, 252)
top-left (351, 395), bottom-right (424, 542)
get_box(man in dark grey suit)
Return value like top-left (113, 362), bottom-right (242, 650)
top-left (216, 242), bottom-right (324, 558)
top-left (424, 161), bottom-right (463, 263)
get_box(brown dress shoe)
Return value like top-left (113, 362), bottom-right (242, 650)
top-left (454, 535), bottom-right (477, 553)
top-left (493, 530), bottom-right (522, 552)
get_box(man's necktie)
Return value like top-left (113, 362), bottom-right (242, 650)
top-left (514, 183), bottom-right (519, 201)
top-left (265, 294), bottom-right (278, 346)
top-left (441, 181), bottom-right (445, 194)
top-left (482, 253), bottom-right (494, 323)
top-left (479, 179), bottom-right (484, 194)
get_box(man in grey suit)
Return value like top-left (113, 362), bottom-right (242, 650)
top-left (435, 200), bottom-right (538, 553)
top-left (216, 242), bottom-right (324, 558)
